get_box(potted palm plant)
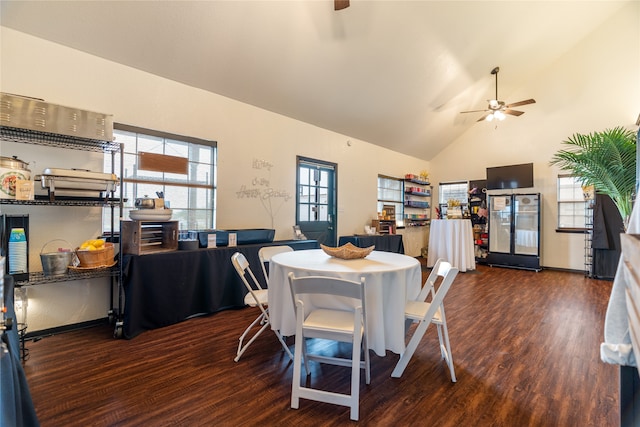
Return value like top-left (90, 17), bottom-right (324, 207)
top-left (550, 126), bottom-right (637, 229)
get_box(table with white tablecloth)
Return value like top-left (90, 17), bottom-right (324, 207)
top-left (268, 249), bottom-right (422, 356)
top-left (427, 219), bottom-right (475, 272)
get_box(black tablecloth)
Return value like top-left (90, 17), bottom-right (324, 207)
top-left (122, 240), bottom-right (318, 339)
top-left (338, 234), bottom-right (404, 254)
top-left (1, 275), bottom-right (39, 427)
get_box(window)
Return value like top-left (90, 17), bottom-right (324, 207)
top-left (104, 124), bottom-right (217, 232)
top-left (377, 175), bottom-right (404, 226)
top-left (298, 159), bottom-right (334, 222)
top-left (557, 175), bottom-right (587, 230)
top-left (438, 181), bottom-right (469, 213)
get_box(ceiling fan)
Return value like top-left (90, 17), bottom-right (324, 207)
top-left (460, 67), bottom-right (535, 122)
top-left (335, 0), bottom-right (349, 10)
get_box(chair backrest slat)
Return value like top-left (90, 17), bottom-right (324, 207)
top-left (288, 273), bottom-right (366, 322)
top-left (259, 245), bottom-right (294, 286)
top-left (290, 275), bottom-right (364, 300)
top-left (422, 266), bottom-right (458, 321)
top-left (231, 252), bottom-right (263, 293)
top-left (418, 258), bottom-right (454, 302)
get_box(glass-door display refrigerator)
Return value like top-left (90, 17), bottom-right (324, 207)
top-left (487, 193), bottom-right (541, 271)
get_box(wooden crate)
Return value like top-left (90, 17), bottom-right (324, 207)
top-left (121, 220), bottom-right (178, 255)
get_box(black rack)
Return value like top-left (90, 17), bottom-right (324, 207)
top-left (13, 267), bottom-right (119, 287)
top-left (1, 122), bottom-right (124, 339)
top-left (403, 178), bottom-right (432, 227)
top-left (468, 180), bottom-right (488, 263)
top-left (1, 196), bottom-right (122, 207)
top-left (0, 126), bottom-right (120, 153)
top-left (584, 199), bottom-right (594, 277)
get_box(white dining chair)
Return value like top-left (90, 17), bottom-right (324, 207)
top-left (258, 245), bottom-right (293, 286)
top-left (231, 252), bottom-right (293, 362)
top-left (288, 272), bottom-right (370, 421)
top-left (391, 258), bottom-right (459, 380)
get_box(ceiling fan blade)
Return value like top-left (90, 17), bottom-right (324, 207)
top-left (504, 109), bottom-right (525, 116)
top-left (476, 114), bottom-right (491, 122)
top-left (335, 0), bottom-right (349, 10)
top-left (460, 109), bottom-right (488, 114)
top-left (505, 99), bottom-right (536, 108)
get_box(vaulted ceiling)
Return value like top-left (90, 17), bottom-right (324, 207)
top-left (0, 1), bottom-right (631, 160)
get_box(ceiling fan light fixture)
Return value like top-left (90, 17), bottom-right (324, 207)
top-left (461, 66), bottom-right (534, 123)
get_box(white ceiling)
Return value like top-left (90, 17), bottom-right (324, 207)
top-left (0, 1), bottom-right (631, 160)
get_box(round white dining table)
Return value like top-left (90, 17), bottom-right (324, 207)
top-left (427, 219), bottom-right (476, 272)
top-left (268, 249), bottom-right (422, 356)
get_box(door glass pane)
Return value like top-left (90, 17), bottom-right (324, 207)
top-left (299, 205), bottom-right (309, 221)
top-left (319, 205), bottom-right (328, 221)
top-left (489, 196), bottom-right (511, 253)
top-left (319, 188), bottom-right (327, 204)
top-left (300, 169), bottom-right (309, 186)
top-left (319, 170), bottom-right (328, 187)
top-left (514, 195), bottom-right (538, 255)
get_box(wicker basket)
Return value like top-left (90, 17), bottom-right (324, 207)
top-left (320, 242), bottom-right (375, 260)
top-left (76, 242), bottom-right (115, 268)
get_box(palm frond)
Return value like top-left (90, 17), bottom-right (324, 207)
top-left (550, 126), bottom-right (636, 223)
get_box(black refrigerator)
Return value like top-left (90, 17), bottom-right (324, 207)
top-left (487, 193), bottom-right (541, 271)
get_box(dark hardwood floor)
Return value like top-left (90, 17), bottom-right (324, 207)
top-left (21, 263), bottom-right (618, 426)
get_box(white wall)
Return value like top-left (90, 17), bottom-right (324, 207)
top-left (429, 2), bottom-right (639, 270)
top-left (0, 27), bottom-right (429, 332)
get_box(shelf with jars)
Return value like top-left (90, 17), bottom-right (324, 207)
top-left (468, 180), bottom-right (488, 263)
top-left (403, 173), bottom-right (431, 227)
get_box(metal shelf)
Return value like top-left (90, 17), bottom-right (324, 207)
top-left (2, 116), bottom-right (124, 338)
top-left (403, 178), bottom-right (430, 186)
top-left (14, 266), bottom-right (119, 287)
top-left (404, 200), bottom-right (430, 209)
top-left (0, 126), bottom-right (119, 153)
top-left (0, 196), bottom-right (121, 207)
top-left (584, 199), bottom-right (595, 277)
top-left (404, 190), bottom-right (431, 197)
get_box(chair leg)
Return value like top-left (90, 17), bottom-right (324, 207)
top-left (234, 312), bottom-right (268, 362)
top-left (291, 313), bottom-right (304, 409)
top-left (347, 333), bottom-right (360, 421)
top-left (391, 318), bottom-right (430, 378)
top-left (274, 329), bottom-right (294, 360)
top-left (438, 321), bottom-right (456, 382)
top-left (363, 335), bottom-right (370, 385)
top-left (301, 336), bottom-right (310, 376)
top-left (436, 323), bottom-right (446, 360)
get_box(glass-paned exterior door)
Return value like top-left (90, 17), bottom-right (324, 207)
top-left (296, 157), bottom-right (336, 246)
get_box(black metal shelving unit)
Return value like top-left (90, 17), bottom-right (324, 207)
top-left (468, 180), bottom-right (488, 264)
top-left (584, 198), bottom-right (595, 277)
top-left (1, 123), bottom-right (124, 338)
top-left (403, 178), bottom-right (431, 227)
